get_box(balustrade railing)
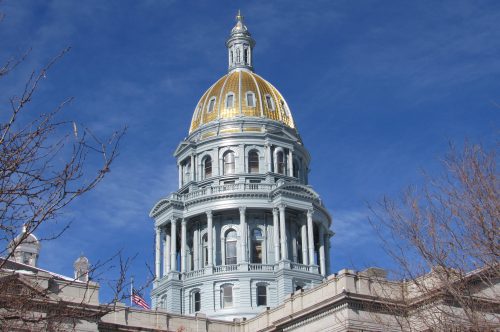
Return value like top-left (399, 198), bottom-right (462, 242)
top-left (214, 264), bottom-right (238, 273)
top-left (249, 263), bottom-right (275, 271)
top-left (290, 262), bottom-right (311, 272)
top-left (184, 269), bottom-right (205, 279)
top-left (170, 183), bottom-right (277, 203)
top-left (179, 262), bottom-right (317, 280)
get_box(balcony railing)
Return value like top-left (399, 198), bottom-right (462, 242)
top-left (249, 263), bottom-right (275, 271)
top-left (170, 183), bottom-right (277, 203)
top-left (181, 262), bottom-right (318, 281)
top-left (290, 262), bottom-right (313, 272)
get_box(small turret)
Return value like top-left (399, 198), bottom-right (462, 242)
top-left (8, 225), bottom-right (40, 267)
top-left (74, 255), bottom-right (90, 282)
top-left (226, 10), bottom-right (255, 72)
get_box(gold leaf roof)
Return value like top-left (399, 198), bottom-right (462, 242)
top-left (189, 69), bottom-right (295, 133)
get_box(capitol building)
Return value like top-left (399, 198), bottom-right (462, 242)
top-left (1, 11), bottom-right (498, 332)
top-left (149, 11), bottom-right (332, 320)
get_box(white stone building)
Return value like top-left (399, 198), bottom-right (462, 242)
top-left (149, 11), bottom-right (333, 320)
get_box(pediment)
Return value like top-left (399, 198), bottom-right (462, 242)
top-left (273, 184), bottom-right (320, 199)
top-left (149, 198), bottom-right (171, 217)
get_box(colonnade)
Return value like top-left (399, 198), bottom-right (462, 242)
top-left (154, 206), bottom-right (328, 280)
top-left (178, 144), bottom-right (301, 188)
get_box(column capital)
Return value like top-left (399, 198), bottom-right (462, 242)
top-left (239, 206), bottom-right (246, 214)
top-left (278, 203), bottom-right (287, 211)
top-left (272, 207), bottom-right (279, 216)
top-left (181, 218), bottom-right (187, 225)
top-left (307, 208), bottom-right (314, 218)
top-left (206, 210), bottom-right (213, 218)
top-left (171, 218), bottom-right (177, 225)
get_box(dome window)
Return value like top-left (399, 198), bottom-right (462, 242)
top-left (248, 150), bottom-right (259, 173)
top-left (265, 95), bottom-right (274, 111)
top-left (226, 93), bottom-right (234, 108)
top-left (203, 156), bottom-right (212, 179)
top-left (246, 92), bottom-right (255, 107)
top-left (207, 97), bottom-right (216, 113)
top-left (223, 151), bottom-right (235, 175)
top-left (251, 228), bottom-right (263, 264)
top-left (225, 230), bottom-right (237, 265)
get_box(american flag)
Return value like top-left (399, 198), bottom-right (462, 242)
top-left (132, 289), bottom-right (150, 309)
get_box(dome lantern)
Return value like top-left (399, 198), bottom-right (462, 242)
top-left (226, 10), bottom-right (255, 72)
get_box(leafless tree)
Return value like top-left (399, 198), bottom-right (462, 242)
top-left (370, 142), bottom-right (499, 331)
top-left (0, 10), bottom-right (155, 330)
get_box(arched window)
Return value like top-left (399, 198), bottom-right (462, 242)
top-left (226, 93), bottom-right (234, 108)
top-left (202, 234), bottom-right (208, 267)
top-left (251, 228), bottom-right (263, 264)
top-left (248, 151), bottom-right (259, 173)
top-left (244, 48), bottom-right (248, 64)
top-left (246, 92), bottom-right (255, 107)
top-left (257, 285), bottom-right (267, 306)
top-left (276, 151), bottom-right (285, 175)
top-left (207, 97), bottom-right (216, 113)
top-left (225, 229), bottom-right (237, 265)
top-left (192, 291), bottom-right (201, 313)
top-left (223, 151), bottom-right (235, 175)
top-left (265, 95), bottom-right (274, 110)
top-left (203, 156), bottom-right (212, 179)
top-left (222, 284), bottom-right (233, 308)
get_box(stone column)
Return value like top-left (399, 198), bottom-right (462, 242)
top-left (155, 227), bottom-right (161, 280)
top-left (164, 227), bottom-right (171, 275)
top-left (193, 227), bottom-right (199, 270)
top-left (171, 219), bottom-right (177, 271)
top-left (181, 219), bottom-right (187, 272)
top-left (301, 221), bottom-right (308, 265)
top-left (239, 207), bottom-right (247, 263)
top-left (307, 209), bottom-right (315, 265)
top-left (206, 211), bottom-right (213, 266)
top-left (190, 155), bottom-right (195, 182)
top-left (291, 221), bottom-right (297, 262)
top-left (273, 208), bottom-right (280, 262)
top-left (319, 225), bottom-right (326, 276)
top-left (325, 230), bottom-right (330, 275)
top-left (266, 143), bottom-right (272, 172)
top-left (288, 150), bottom-right (293, 177)
top-left (279, 204), bottom-right (288, 260)
top-left (178, 164), bottom-right (182, 189)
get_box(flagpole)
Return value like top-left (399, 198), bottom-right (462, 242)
top-left (130, 276), bottom-right (134, 307)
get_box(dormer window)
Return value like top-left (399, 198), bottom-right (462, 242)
top-left (265, 95), bottom-right (274, 111)
top-left (226, 93), bottom-right (234, 108)
top-left (246, 92), bottom-right (255, 107)
top-left (207, 97), bottom-right (216, 113)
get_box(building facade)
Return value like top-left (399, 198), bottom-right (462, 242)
top-left (149, 12), bottom-right (333, 320)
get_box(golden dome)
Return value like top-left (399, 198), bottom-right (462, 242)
top-left (189, 69), bottom-right (295, 133)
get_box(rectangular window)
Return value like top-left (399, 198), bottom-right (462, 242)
top-left (257, 285), bottom-right (267, 306)
top-left (226, 242), bottom-right (237, 265)
top-left (223, 286), bottom-right (233, 308)
top-left (252, 242), bottom-right (262, 264)
top-left (194, 292), bottom-right (201, 312)
top-left (208, 98), bottom-right (216, 113)
top-left (265, 95), bottom-right (273, 110)
top-left (246, 93), bottom-right (255, 107)
top-left (226, 94), bottom-right (234, 108)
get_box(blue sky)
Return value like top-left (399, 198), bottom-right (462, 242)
top-left (1, 1), bottom-right (498, 303)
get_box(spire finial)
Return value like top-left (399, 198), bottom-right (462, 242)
top-left (236, 9), bottom-right (243, 23)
